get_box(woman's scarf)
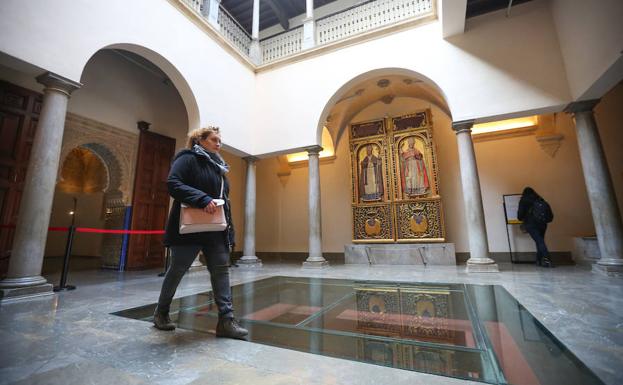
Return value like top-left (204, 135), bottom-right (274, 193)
top-left (193, 144), bottom-right (230, 175)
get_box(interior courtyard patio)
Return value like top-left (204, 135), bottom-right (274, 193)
top-left (1, 0), bottom-right (622, 384)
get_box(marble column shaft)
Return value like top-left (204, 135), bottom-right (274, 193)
top-left (238, 156), bottom-right (261, 267)
top-left (303, 146), bottom-right (328, 268)
top-left (0, 73), bottom-right (81, 299)
top-left (452, 120), bottom-right (498, 272)
top-left (565, 100), bottom-right (623, 273)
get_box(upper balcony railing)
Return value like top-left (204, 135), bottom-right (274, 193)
top-left (316, 0), bottom-right (433, 45)
top-left (261, 26), bottom-right (304, 63)
top-left (178, 0), bottom-right (434, 66)
top-left (217, 5), bottom-right (252, 55)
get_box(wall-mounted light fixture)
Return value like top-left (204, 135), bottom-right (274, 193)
top-left (286, 127), bottom-right (336, 167)
top-left (472, 116), bottom-right (538, 141)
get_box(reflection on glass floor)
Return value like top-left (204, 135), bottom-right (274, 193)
top-left (113, 276), bottom-right (605, 385)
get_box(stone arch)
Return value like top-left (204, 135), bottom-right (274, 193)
top-left (58, 114), bottom-right (139, 268)
top-left (60, 114), bottom-right (138, 204)
top-left (316, 68), bottom-right (452, 147)
top-left (81, 43), bottom-right (201, 132)
top-left (58, 139), bottom-right (127, 212)
top-left (79, 143), bottom-right (121, 194)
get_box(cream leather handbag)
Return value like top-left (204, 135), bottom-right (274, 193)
top-left (179, 177), bottom-right (227, 234)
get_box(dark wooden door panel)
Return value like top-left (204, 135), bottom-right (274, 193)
top-left (0, 81), bottom-right (42, 276)
top-left (126, 130), bottom-right (175, 270)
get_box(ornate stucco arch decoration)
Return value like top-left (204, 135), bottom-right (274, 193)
top-left (316, 67), bottom-right (453, 148)
top-left (81, 43), bottom-right (201, 132)
top-left (80, 142), bottom-right (123, 200)
top-left (60, 114), bottom-right (138, 204)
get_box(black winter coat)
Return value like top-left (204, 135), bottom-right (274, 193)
top-left (163, 149), bottom-right (235, 248)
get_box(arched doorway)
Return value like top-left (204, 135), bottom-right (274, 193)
top-left (44, 146), bottom-right (111, 274)
top-left (317, 70), bottom-right (458, 258)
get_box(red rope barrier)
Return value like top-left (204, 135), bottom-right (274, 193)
top-left (75, 227), bottom-right (165, 235)
top-left (0, 224), bottom-right (164, 234)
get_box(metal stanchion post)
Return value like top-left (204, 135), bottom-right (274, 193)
top-left (54, 225), bottom-right (77, 291)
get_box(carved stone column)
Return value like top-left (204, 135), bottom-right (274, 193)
top-left (303, 146), bottom-right (328, 268)
top-left (565, 100), bottom-right (623, 276)
top-left (237, 156), bottom-right (262, 268)
top-left (452, 120), bottom-right (498, 272)
top-left (0, 72), bottom-right (81, 301)
top-left (302, 0), bottom-right (316, 49)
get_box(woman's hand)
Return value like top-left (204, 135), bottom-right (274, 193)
top-left (203, 200), bottom-right (217, 214)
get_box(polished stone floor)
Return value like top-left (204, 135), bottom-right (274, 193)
top-left (0, 262), bottom-right (621, 385)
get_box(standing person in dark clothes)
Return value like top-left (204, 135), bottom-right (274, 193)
top-left (517, 187), bottom-right (554, 267)
top-left (153, 127), bottom-right (248, 339)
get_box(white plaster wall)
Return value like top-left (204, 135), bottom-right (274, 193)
top-left (253, 0), bottom-right (571, 155)
top-left (0, 0), bottom-right (256, 153)
top-left (549, 0), bottom-right (623, 99)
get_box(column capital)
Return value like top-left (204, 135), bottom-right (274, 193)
top-left (452, 119), bottom-right (475, 134)
top-left (243, 155), bottom-right (259, 163)
top-left (306, 145), bottom-right (323, 155)
top-left (36, 72), bottom-right (81, 97)
top-left (564, 99), bottom-right (600, 114)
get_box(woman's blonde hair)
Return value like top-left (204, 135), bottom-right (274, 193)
top-left (186, 126), bottom-right (220, 148)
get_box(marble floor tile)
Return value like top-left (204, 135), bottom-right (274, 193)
top-left (0, 262), bottom-right (621, 385)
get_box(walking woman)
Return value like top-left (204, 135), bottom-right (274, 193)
top-left (153, 127), bottom-right (248, 339)
top-left (517, 187), bottom-right (554, 267)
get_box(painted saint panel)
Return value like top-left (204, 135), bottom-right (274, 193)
top-left (398, 136), bottom-right (430, 198)
top-left (349, 110), bottom-right (445, 242)
top-left (358, 144), bottom-right (384, 202)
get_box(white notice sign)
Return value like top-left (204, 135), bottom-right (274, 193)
top-left (503, 194), bottom-right (522, 224)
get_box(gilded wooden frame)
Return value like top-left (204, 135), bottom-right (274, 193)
top-left (349, 109), bottom-right (445, 243)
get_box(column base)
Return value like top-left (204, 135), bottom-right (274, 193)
top-left (466, 259), bottom-right (499, 273)
top-left (593, 263), bottom-right (623, 277)
top-left (0, 282), bottom-right (54, 302)
top-left (302, 259), bottom-right (330, 269)
top-left (236, 256), bottom-right (263, 268)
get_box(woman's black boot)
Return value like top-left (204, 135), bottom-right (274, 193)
top-left (153, 308), bottom-right (176, 331)
top-left (216, 317), bottom-right (248, 340)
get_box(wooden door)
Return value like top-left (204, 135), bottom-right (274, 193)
top-left (126, 130), bottom-right (175, 269)
top-left (0, 81), bottom-right (42, 276)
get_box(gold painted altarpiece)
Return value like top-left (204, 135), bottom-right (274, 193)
top-left (350, 109), bottom-right (445, 243)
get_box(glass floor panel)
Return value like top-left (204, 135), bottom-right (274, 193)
top-left (113, 276), bottom-right (606, 385)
